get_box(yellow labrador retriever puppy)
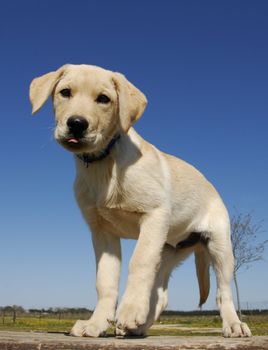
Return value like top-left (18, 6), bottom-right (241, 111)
top-left (30, 64), bottom-right (251, 338)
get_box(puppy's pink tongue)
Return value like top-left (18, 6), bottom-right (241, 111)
top-left (68, 138), bottom-right (79, 144)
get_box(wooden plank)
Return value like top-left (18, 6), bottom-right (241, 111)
top-left (0, 331), bottom-right (268, 350)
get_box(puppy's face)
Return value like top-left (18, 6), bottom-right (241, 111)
top-left (53, 65), bottom-right (118, 154)
top-left (30, 64), bottom-right (147, 155)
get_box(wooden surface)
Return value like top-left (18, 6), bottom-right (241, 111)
top-left (0, 331), bottom-right (268, 350)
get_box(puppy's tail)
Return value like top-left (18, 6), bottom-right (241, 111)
top-left (194, 246), bottom-right (211, 307)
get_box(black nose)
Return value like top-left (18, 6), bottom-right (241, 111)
top-left (67, 116), bottom-right (89, 138)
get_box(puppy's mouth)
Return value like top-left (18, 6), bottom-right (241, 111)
top-left (57, 134), bottom-right (99, 153)
top-left (66, 137), bottom-right (81, 145)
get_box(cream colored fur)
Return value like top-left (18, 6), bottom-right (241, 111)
top-left (30, 64), bottom-right (251, 338)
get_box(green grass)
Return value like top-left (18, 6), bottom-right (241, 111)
top-left (0, 317), bottom-right (73, 333)
top-left (156, 314), bottom-right (268, 336)
top-left (158, 315), bottom-right (223, 327)
top-left (0, 314), bottom-right (267, 336)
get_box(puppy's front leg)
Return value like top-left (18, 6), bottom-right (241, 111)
top-left (116, 207), bottom-right (168, 336)
top-left (71, 229), bottom-right (121, 337)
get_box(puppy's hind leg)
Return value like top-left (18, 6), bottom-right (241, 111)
top-left (135, 244), bottom-right (194, 335)
top-left (207, 215), bottom-right (251, 337)
top-left (153, 244), bottom-right (194, 321)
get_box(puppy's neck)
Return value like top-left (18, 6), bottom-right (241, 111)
top-left (76, 133), bottom-right (121, 167)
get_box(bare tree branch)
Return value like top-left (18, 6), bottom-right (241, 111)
top-left (231, 210), bottom-right (267, 273)
top-left (230, 210), bottom-right (267, 318)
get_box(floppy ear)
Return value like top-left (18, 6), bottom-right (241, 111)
top-left (113, 73), bottom-right (147, 132)
top-left (29, 66), bottom-right (66, 114)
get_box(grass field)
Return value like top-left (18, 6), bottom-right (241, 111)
top-left (0, 314), bottom-right (267, 336)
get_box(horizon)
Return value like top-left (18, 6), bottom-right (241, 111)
top-left (2, 305), bottom-right (268, 313)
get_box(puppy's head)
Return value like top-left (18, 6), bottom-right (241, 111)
top-left (29, 64), bottom-right (147, 154)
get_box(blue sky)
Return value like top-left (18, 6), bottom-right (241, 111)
top-left (1, 0), bottom-right (267, 311)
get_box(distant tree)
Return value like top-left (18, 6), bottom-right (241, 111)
top-left (54, 307), bottom-right (69, 320)
top-left (0, 307), bottom-right (6, 324)
top-left (2, 306), bottom-right (13, 324)
top-left (0, 305), bottom-right (25, 324)
top-left (231, 211), bottom-right (268, 319)
top-left (28, 308), bottom-right (42, 314)
top-left (12, 305), bottom-right (25, 323)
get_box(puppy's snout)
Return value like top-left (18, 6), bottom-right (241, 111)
top-left (67, 116), bottom-right (89, 138)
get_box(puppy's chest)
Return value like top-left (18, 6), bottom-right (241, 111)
top-left (77, 160), bottom-right (149, 209)
top-left (76, 168), bottom-right (143, 238)
top-left (76, 166), bottom-right (134, 211)
top-left (98, 207), bottom-right (141, 239)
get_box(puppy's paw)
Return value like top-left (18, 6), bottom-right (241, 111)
top-left (70, 319), bottom-right (108, 337)
top-left (223, 322), bottom-right (252, 338)
top-left (115, 325), bottom-right (146, 337)
top-left (116, 299), bottom-right (149, 336)
top-left (70, 320), bottom-right (87, 337)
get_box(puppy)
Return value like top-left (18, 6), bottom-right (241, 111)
top-left (30, 64), bottom-right (251, 338)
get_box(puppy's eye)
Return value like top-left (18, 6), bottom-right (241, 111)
top-left (60, 89), bottom-right (71, 98)
top-left (96, 94), bottom-right (110, 104)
